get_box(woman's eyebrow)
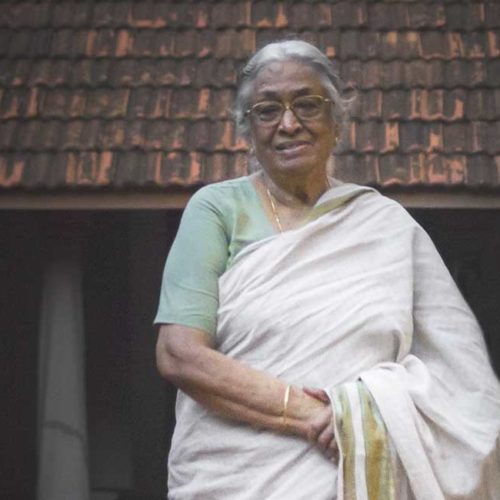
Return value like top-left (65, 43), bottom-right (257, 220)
top-left (254, 87), bottom-right (317, 101)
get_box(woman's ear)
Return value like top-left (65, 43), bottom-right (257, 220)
top-left (333, 123), bottom-right (339, 139)
top-left (247, 146), bottom-right (262, 173)
top-left (248, 136), bottom-right (256, 154)
top-left (332, 124), bottom-right (340, 148)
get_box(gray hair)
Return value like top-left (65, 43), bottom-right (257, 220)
top-left (233, 40), bottom-right (352, 141)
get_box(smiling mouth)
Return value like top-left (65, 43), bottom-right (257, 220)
top-left (275, 141), bottom-right (311, 151)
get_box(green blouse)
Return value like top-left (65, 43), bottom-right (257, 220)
top-left (154, 176), bottom-right (275, 336)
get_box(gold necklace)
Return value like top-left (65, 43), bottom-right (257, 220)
top-left (265, 177), bottom-right (333, 234)
top-left (266, 186), bottom-right (284, 233)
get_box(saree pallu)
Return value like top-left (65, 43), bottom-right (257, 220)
top-left (167, 185), bottom-right (500, 500)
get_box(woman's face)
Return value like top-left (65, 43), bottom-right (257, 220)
top-left (249, 60), bottom-right (337, 180)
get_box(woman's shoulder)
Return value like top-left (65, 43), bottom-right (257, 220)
top-left (189, 177), bottom-right (253, 208)
top-left (338, 180), bottom-right (420, 228)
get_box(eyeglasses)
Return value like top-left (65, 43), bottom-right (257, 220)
top-left (245, 95), bottom-right (333, 126)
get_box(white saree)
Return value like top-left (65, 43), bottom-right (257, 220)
top-left (168, 184), bottom-right (500, 500)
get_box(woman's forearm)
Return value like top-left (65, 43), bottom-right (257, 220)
top-left (156, 324), bottom-right (327, 437)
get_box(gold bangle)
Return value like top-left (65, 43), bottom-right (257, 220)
top-left (282, 384), bottom-right (291, 428)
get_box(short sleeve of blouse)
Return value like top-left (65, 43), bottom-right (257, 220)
top-left (154, 186), bottom-right (229, 336)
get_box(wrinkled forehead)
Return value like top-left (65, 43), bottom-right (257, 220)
top-left (251, 59), bottom-right (329, 102)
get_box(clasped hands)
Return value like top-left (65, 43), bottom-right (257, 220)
top-left (303, 386), bottom-right (338, 463)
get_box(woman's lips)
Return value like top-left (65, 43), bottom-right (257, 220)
top-left (275, 141), bottom-right (311, 155)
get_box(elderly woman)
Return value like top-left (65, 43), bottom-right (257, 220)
top-left (155, 41), bottom-right (500, 499)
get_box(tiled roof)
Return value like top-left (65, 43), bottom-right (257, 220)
top-left (0, 0), bottom-right (499, 192)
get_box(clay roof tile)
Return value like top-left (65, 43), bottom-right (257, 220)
top-left (1, 0), bottom-right (499, 192)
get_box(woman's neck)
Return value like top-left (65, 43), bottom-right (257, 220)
top-left (256, 170), bottom-right (331, 208)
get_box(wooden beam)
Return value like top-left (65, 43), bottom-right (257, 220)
top-left (0, 190), bottom-right (499, 210)
top-left (0, 191), bottom-right (192, 210)
top-left (388, 192), bottom-right (500, 209)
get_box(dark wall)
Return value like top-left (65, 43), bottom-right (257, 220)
top-left (0, 210), bottom-right (180, 500)
top-left (83, 211), bottom-right (180, 499)
top-left (412, 209), bottom-right (500, 376)
top-left (0, 213), bottom-right (43, 500)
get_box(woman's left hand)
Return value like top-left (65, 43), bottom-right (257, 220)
top-left (303, 387), bottom-right (338, 463)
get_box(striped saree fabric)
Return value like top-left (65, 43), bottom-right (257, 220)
top-left (331, 381), bottom-right (397, 500)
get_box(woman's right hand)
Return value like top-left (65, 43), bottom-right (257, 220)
top-left (302, 387), bottom-right (338, 463)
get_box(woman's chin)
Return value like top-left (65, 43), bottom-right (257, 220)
top-left (271, 157), bottom-right (326, 177)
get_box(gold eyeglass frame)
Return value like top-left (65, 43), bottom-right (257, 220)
top-left (245, 94), bottom-right (333, 125)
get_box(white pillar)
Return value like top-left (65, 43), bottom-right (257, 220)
top-left (37, 252), bottom-right (89, 500)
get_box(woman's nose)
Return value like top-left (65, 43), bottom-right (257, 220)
top-left (278, 108), bottom-right (302, 134)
